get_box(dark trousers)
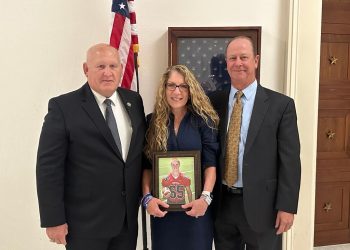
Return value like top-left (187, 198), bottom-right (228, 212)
top-left (65, 222), bottom-right (138, 250)
top-left (214, 189), bottom-right (281, 250)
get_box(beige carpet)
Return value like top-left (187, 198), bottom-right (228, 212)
top-left (314, 244), bottom-right (350, 250)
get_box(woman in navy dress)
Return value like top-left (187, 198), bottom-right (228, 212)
top-left (142, 65), bottom-right (219, 250)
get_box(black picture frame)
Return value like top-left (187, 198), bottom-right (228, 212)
top-left (153, 151), bottom-right (201, 211)
top-left (168, 26), bottom-right (261, 93)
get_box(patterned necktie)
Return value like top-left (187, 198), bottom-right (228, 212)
top-left (104, 99), bottom-right (123, 155)
top-left (224, 91), bottom-right (243, 187)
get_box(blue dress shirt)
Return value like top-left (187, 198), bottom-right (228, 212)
top-left (227, 80), bottom-right (257, 187)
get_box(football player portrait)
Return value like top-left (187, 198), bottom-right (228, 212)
top-left (161, 158), bottom-right (192, 204)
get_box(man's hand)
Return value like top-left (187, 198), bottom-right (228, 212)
top-left (182, 198), bottom-right (208, 218)
top-left (146, 198), bottom-right (169, 218)
top-left (275, 211), bottom-right (294, 235)
top-left (46, 223), bottom-right (68, 245)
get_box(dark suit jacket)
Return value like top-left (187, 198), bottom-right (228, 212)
top-left (36, 83), bottom-right (146, 238)
top-left (210, 84), bottom-right (301, 233)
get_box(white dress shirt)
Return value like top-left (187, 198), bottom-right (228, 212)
top-left (91, 88), bottom-right (132, 161)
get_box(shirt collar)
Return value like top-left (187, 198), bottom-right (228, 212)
top-left (229, 80), bottom-right (257, 102)
top-left (90, 88), bottom-right (118, 106)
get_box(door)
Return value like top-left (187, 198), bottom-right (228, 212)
top-left (314, 0), bottom-right (350, 246)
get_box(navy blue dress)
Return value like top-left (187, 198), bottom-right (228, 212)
top-left (150, 111), bottom-right (218, 250)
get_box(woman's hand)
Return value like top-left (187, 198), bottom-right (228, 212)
top-left (182, 198), bottom-right (208, 218)
top-left (146, 198), bottom-right (169, 218)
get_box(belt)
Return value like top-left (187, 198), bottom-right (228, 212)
top-left (222, 184), bottom-right (243, 195)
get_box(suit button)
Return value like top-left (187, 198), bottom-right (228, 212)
top-left (121, 191), bottom-right (126, 196)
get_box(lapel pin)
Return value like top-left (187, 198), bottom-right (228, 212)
top-left (127, 102), bottom-right (132, 107)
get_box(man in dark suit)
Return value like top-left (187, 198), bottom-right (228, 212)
top-left (210, 36), bottom-right (301, 250)
top-left (36, 43), bottom-right (146, 250)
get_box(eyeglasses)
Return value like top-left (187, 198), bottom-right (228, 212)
top-left (166, 83), bottom-right (189, 92)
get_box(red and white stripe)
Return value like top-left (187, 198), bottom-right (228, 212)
top-left (110, 0), bottom-right (138, 91)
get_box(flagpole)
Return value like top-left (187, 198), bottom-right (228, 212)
top-left (133, 45), bottom-right (140, 93)
top-left (141, 204), bottom-right (149, 250)
top-left (133, 44), bottom-right (148, 250)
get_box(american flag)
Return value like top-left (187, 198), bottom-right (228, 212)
top-left (110, 0), bottom-right (139, 91)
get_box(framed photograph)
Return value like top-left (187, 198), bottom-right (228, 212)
top-left (153, 151), bottom-right (201, 211)
top-left (168, 27), bottom-right (261, 94)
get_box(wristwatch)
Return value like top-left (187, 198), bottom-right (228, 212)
top-left (201, 191), bottom-right (213, 205)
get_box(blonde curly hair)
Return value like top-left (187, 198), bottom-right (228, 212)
top-left (144, 65), bottom-right (219, 160)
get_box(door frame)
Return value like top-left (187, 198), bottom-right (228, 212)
top-left (284, 0), bottom-right (322, 249)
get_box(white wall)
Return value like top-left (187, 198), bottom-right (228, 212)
top-left (0, 0), bottom-right (318, 249)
